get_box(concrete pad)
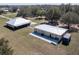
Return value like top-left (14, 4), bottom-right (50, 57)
top-left (29, 33), bottom-right (58, 45)
top-left (31, 22), bottom-right (37, 25)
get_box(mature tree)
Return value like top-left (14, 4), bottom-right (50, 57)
top-left (35, 8), bottom-right (46, 16)
top-left (31, 7), bottom-right (39, 17)
top-left (59, 4), bottom-right (66, 15)
top-left (64, 4), bottom-right (72, 13)
top-left (17, 6), bottom-right (46, 17)
top-left (0, 10), bottom-right (3, 15)
top-left (72, 5), bottom-right (79, 15)
top-left (0, 38), bottom-right (13, 55)
top-left (59, 3), bottom-right (72, 14)
top-left (16, 7), bottom-right (32, 18)
top-left (45, 7), bottom-right (61, 24)
top-left (61, 11), bottom-right (79, 29)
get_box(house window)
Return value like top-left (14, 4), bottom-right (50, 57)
top-left (41, 33), bottom-right (44, 36)
top-left (35, 28), bottom-right (38, 32)
top-left (55, 37), bottom-right (59, 41)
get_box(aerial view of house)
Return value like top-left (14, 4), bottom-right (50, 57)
top-left (0, 3), bottom-right (79, 55)
top-left (30, 24), bottom-right (70, 45)
top-left (6, 17), bottom-right (31, 30)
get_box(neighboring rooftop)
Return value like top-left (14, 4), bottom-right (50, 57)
top-left (35, 24), bottom-right (68, 36)
top-left (6, 17), bottom-right (31, 27)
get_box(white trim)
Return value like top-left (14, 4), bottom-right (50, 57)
top-left (30, 33), bottom-right (58, 45)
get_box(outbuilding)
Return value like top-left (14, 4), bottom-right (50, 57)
top-left (32, 24), bottom-right (70, 45)
top-left (62, 33), bottom-right (71, 45)
top-left (6, 17), bottom-right (31, 29)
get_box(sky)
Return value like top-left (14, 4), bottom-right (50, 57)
top-left (0, 0), bottom-right (79, 5)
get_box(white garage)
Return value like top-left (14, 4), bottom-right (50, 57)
top-left (6, 17), bottom-right (31, 29)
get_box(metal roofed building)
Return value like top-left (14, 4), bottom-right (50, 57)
top-left (35, 24), bottom-right (68, 36)
top-left (32, 24), bottom-right (69, 45)
top-left (6, 17), bottom-right (31, 29)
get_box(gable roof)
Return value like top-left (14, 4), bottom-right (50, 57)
top-left (35, 24), bottom-right (68, 36)
top-left (6, 17), bottom-right (31, 27)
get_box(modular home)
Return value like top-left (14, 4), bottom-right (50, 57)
top-left (6, 17), bottom-right (31, 29)
top-left (32, 24), bottom-right (70, 45)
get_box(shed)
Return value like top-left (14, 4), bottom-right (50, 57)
top-left (62, 33), bottom-right (71, 45)
top-left (6, 17), bottom-right (31, 29)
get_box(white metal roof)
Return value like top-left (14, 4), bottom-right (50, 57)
top-left (63, 33), bottom-right (71, 39)
top-left (35, 24), bottom-right (68, 36)
top-left (6, 17), bottom-right (31, 27)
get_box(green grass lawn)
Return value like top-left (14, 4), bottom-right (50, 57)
top-left (31, 19), bottom-right (45, 23)
top-left (0, 18), bottom-right (8, 25)
top-left (2, 12), bottom-right (17, 18)
top-left (0, 13), bottom-right (79, 55)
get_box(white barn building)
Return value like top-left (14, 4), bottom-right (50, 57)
top-left (6, 17), bottom-right (31, 29)
top-left (32, 24), bottom-right (70, 45)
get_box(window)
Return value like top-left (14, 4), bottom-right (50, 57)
top-left (34, 30), bottom-right (37, 33)
top-left (55, 37), bottom-right (59, 41)
top-left (41, 33), bottom-right (44, 36)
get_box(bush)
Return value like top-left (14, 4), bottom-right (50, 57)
top-left (0, 38), bottom-right (13, 55)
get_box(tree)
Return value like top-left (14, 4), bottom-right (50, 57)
top-left (61, 12), bottom-right (79, 29)
top-left (64, 4), bottom-right (72, 13)
top-left (16, 7), bottom-right (32, 18)
top-left (59, 4), bottom-right (73, 15)
top-left (0, 38), bottom-right (13, 55)
top-left (45, 7), bottom-right (61, 24)
top-left (0, 10), bottom-right (4, 15)
top-left (31, 7), bottom-right (39, 17)
top-left (72, 5), bottom-right (79, 15)
top-left (17, 7), bottom-right (46, 17)
top-left (36, 9), bottom-right (46, 16)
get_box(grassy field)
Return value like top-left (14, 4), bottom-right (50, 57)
top-left (2, 12), bottom-right (17, 18)
top-left (0, 13), bottom-right (79, 55)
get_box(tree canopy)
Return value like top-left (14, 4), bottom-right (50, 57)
top-left (61, 11), bottom-right (79, 24)
top-left (36, 9), bottom-right (46, 16)
top-left (17, 7), bottom-right (46, 17)
top-left (45, 7), bottom-right (61, 22)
